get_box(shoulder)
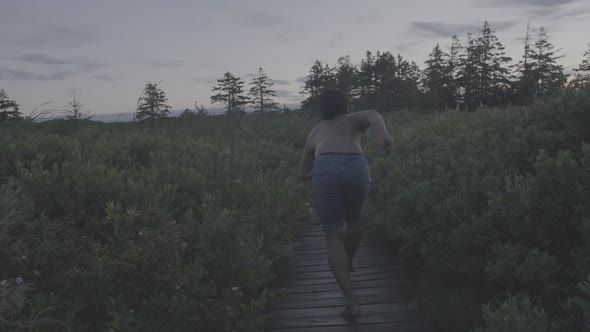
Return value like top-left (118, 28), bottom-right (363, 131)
top-left (348, 110), bottom-right (376, 130)
top-left (305, 123), bottom-right (322, 145)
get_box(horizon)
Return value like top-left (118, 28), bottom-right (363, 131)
top-left (1, 0), bottom-right (589, 116)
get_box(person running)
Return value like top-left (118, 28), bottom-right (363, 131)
top-left (298, 89), bottom-right (394, 317)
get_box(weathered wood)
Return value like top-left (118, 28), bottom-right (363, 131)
top-left (266, 321), bottom-right (434, 332)
top-left (273, 291), bottom-right (414, 310)
top-left (267, 302), bottom-right (417, 320)
top-left (280, 271), bottom-right (408, 288)
top-left (286, 261), bottom-right (401, 274)
top-left (284, 265), bottom-right (404, 281)
top-left (276, 286), bottom-right (413, 303)
top-left (265, 310), bottom-right (419, 329)
top-left (264, 223), bottom-right (432, 331)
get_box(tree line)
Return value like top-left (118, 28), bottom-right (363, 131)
top-left (0, 67), bottom-right (285, 122)
top-left (300, 21), bottom-right (590, 112)
top-left (2, 20), bottom-right (590, 122)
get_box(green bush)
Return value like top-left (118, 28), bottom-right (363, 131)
top-left (367, 88), bottom-right (590, 330)
top-left (0, 116), bottom-right (311, 331)
top-left (472, 296), bottom-right (549, 332)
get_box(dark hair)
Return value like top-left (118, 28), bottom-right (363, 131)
top-left (319, 90), bottom-right (347, 120)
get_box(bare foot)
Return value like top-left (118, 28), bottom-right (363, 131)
top-left (340, 303), bottom-right (360, 318)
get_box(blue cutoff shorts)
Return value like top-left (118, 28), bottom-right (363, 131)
top-left (312, 152), bottom-right (371, 234)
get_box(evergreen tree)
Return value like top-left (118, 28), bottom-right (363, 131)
top-left (373, 51), bottom-right (397, 96)
top-left (300, 61), bottom-right (335, 112)
top-left (357, 51), bottom-right (376, 107)
top-left (0, 89), bottom-right (21, 122)
top-left (136, 82), bottom-right (171, 121)
top-left (397, 56), bottom-right (422, 108)
top-left (370, 52), bottom-right (421, 110)
top-left (334, 56), bottom-right (358, 106)
top-left (514, 23), bottom-right (537, 104)
top-left (65, 88), bottom-right (92, 120)
top-left (423, 44), bottom-right (451, 110)
top-left (571, 44), bottom-right (590, 88)
top-left (248, 67), bottom-right (279, 112)
top-left (475, 21), bottom-right (512, 107)
top-left (530, 27), bottom-right (567, 98)
top-left (459, 33), bottom-right (480, 111)
top-left (211, 71), bottom-right (250, 114)
top-left (444, 35), bottom-right (463, 109)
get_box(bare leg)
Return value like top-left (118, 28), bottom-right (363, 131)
top-left (344, 220), bottom-right (361, 272)
top-left (325, 230), bottom-right (360, 317)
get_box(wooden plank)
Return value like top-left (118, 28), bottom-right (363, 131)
top-left (272, 291), bottom-right (414, 310)
top-left (277, 286), bottom-right (413, 303)
top-left (291, 249), bottom-right (382, 258)
top-left (267, 302), bottom-right (417, 320)
top-left (284, 265), bottom-right (403, 280)
top-left (285, 278), bottom-right (409, 294)
top-left (265, 309), bottom-right (419, 329)
top-left (266, 321), bottom-right (434, 332)
top-left (287, 257), bottom-right (387, 268)
top-left (264, 211), bottom-right (432, 332)
top-left (286, 260), bottom-right (396, 274)
top-left (280, 271), bottom-right (408, 287)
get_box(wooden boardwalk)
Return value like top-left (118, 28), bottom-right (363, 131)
top-left (264, 221), bottom-right (433, 332)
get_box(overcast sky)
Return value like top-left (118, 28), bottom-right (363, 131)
top-left (1, 0), bottom-right (589, 116)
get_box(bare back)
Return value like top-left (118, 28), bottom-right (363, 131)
top-left (309, 114), bottom-right (366, 157)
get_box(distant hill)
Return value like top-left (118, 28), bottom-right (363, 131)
top-left (90, 103), bottom-right (301, 123)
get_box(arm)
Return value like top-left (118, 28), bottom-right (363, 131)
top-left (353, 110), bottom-right (394, 155)
top-left (298, 132), bottom-right (316, 181)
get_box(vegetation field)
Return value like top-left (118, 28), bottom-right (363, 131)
top-left (2, 88), bottom-right (590, 331)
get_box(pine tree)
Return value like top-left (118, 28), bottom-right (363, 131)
top-left (423, 44), bottom-right (451, 110)
top-left (0, 89), bottom-right (21, 122)
top-left (530, 27), bottom-right (566, 98)
top-left (397, 56), bottom-right (422, 109)
top-left (475, 21), bottom-right (512, 107)
top-left (514, 23), bottom-right (537, 105)
top-left (248, 67), bottom-right (279, 113)
top-left (300, 61), bottom-right (336, 112)
top-left (373, 51), bottom-right (397, 96)
top-left (571, 44), bottom-right (590, 88)
top-left (334, 56), bottom-right (358, 106)
top-left (459, 33), bottom-right (480, 111)
top-left (211, 71), bottom-right (250, 114)
top-left (445, 35), bottom-right (463, 109)
top-left (357, 51), bottom-right (376, 108)
top-left (136, 83), bottom-right (171, 121)
top-left (65, 88), bottom-right (92, 120)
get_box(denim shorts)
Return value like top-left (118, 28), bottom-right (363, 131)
top-left (312, 153), bottom-right (371, 234)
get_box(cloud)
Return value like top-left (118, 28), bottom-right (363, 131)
top-left (395, 41), bottom-right (423, 52)
top-left (243, 73), bottom-right (258, 78)
top-left (0, 53), bottom-right (75, 65)
top-left (295, 76), bottom-right (307, 84)
top-left (0, 68), bottom-right (68, 81)
top-left (11, 25), bottom-right (100, 49)
top-left (0, 56), bottom-right (104, 81)
top-left (410, 21), bottom-right (518, 38)
top-left (240, 12), bottom-right (280, 28)
top-left (529, 5), bottom-right (590, 20)
top-left (150, 60), bottom-right (184, 68)
top-left (1, 53), bottom-right (105, 73)
top-left (91, 74), bottom-right (117, 82)
top-left (485, 0), bottom-right (580, 6)
top-left (275, 89), bottom-right (296, 98)
top-left (191, 76), bottom-right (218, 85)
top-left (272, 79), bottom-right (291, 85)
top-left (410, 22), bottom-right (483, 38)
